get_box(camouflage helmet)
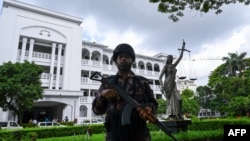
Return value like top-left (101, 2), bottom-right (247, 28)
top-left (112, 43), bottom-right (135, 62)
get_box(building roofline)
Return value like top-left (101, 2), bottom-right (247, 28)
top-left (82, 40), bottom-right (108, 49)
top-left (3, 0), bottom-right (83, 25)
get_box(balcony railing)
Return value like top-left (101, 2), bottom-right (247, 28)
top-left (79, 96), bottom-right (95, 103)
top-left (18, 50), bottom-right (160, 78)
top-left (17, 50), bottom-right (64, 63)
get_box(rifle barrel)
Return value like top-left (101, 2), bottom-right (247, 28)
top-left (154, 120), bottom-right (179, 141)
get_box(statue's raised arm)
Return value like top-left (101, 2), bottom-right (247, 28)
top-left (173, 40), bottom-right (186, 67)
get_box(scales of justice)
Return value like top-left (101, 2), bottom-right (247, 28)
top-left (159, 39), bottom-right (195, 133)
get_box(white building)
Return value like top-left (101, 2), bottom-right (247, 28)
top-left (0, 0), bottom-right (196, 124)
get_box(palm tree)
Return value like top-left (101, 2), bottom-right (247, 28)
top-left (222, 52), bottom-right (247, 77)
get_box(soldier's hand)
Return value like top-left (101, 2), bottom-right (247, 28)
top-left (101, 89), bottom-right (119, 101)
top-left (139, 106), bottom-right (152, 122)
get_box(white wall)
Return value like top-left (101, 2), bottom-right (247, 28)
top-left (0, 0), bottom-right (83, 91)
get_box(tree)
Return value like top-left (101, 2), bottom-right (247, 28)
top-left (182, 98), bottom-right (200, 117)
top-left (181, 88), bottom-right (194, 99)
top-left (222, 52), bottom-right (247, 77)
top-left (208, 64), bottom-right (226, 87)
top-left (228, 96), bottom-right (248, 116)
top-left (181, 89), bottom-right (200, 117)
top-left (195, 85), bottom-right (213, 109)
top-left (156, 98), bottom-right (167, 115)
top-left (0, 61), bottom-right (44, 125)
top-left (149, 0), bottom-right (250, 22)
top-left (246, 95), bottom-right (250, 116)
top-left (207, 53), bottom-right (250, 115)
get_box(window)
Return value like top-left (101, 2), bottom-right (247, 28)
top-left (10, 122), bottom-right (18, 127)
top-left (0, 122), bottom-right (7, 127)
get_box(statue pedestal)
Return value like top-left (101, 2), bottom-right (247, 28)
top-left (162, 120), bottom-right (192, 133)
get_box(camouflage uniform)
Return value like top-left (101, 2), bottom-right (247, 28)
top-left (92, 71), bottom-right (158, 141)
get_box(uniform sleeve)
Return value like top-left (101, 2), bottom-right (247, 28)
top-left (92, 84), bottom-right (108, 115)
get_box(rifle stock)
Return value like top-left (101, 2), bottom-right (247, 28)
top-left (90, 72), bottom-right (179, 141)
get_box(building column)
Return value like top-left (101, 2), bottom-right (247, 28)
top-left (89, 54), bottom-right (92, 61)
top-left (49, 43), bottom-right (56, 89)
top-left (88, 89), bottom-right (90, 97)
top-left (89, 71), bottom-right (91, 83)
top-left (100, 55), bottom-right (103, 67)
top-left (20, 37), bottom-right (28, 63)
top-left (28, 39), bottom-right (35, 62)
top-left (56, 44), bottom-right (62, 90)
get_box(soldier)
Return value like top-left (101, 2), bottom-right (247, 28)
top-left (92, 43), bottom-right (158, 141)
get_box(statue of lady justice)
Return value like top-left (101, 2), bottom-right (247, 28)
top-left (159, 40), bottom-right (186, 120)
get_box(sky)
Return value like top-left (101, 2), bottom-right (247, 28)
top-left (1, 0), bottom-right (250, 86)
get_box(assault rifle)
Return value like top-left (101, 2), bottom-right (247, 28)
top-left (90, 72), bottom-right (179, 141)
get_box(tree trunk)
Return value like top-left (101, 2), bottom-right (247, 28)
top-left (18, 110), bottom-right (23, 125)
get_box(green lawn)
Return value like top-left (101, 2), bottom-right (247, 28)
top-left (36, 129), bottom-right (225, 141)
top-left (37, 134), bottom-right (105, 141)
top-left (37, 131), bottom-right (173, 141)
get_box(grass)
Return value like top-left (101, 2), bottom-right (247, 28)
top-left (36, 129), bottom-right (225, 141)
top-left (37, 131), bottom-right (173, 141)
top-left (37, 134), bottom-right (105, 141)
top-left (3, 117), bottom-right (249, 141)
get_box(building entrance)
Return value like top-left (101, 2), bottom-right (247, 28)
top-left (23, 101), bottom-right (67, 123)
